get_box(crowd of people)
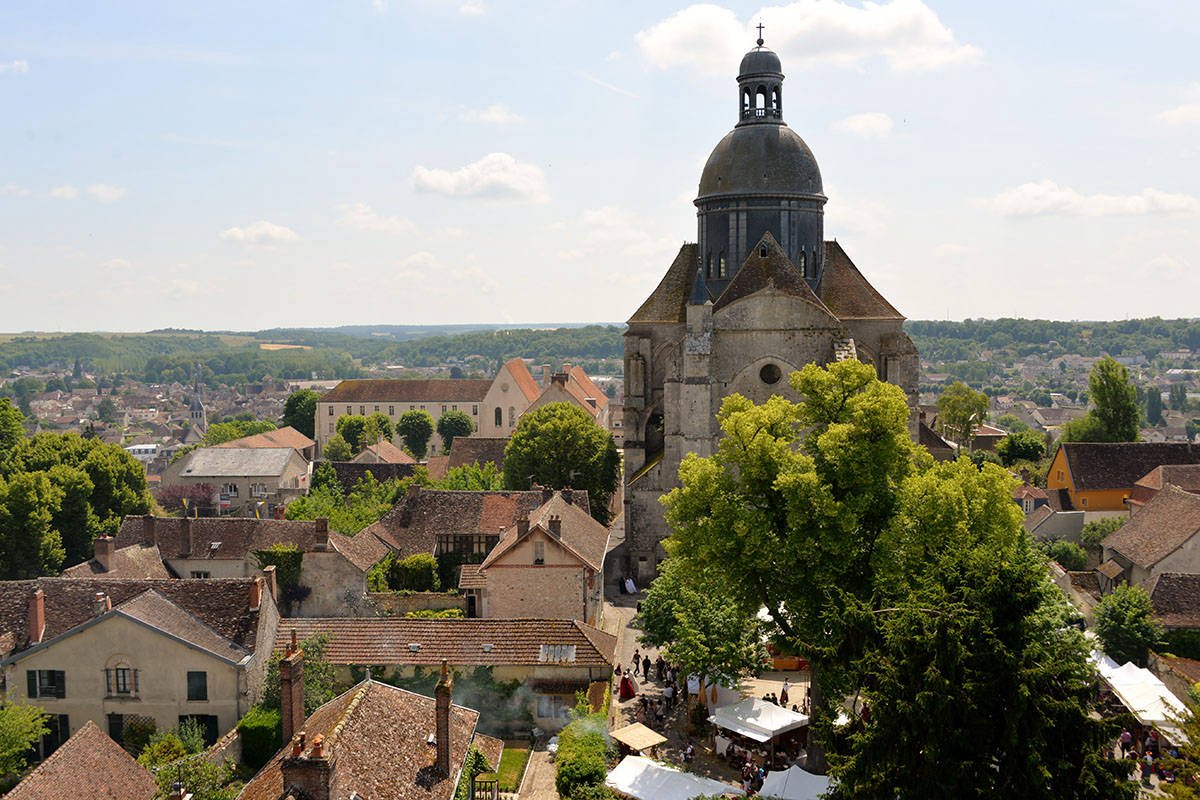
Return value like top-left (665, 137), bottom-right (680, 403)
top-left (1118, 727), bottom-right (1178, 785)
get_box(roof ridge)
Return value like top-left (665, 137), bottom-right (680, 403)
top-left (324, 680), bottom-right (373, 751)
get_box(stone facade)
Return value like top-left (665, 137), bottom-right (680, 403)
top-left (620, 43), bottom-right (919, 584)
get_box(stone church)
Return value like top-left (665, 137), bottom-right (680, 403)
top-left (621, 39), bottom-right (919, 583)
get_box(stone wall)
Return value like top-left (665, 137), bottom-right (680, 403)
top-left (367, 591), bottom-right (466, 616)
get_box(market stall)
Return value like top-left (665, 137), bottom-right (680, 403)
top-left (606, 755), bottom-right (745, 800)
top-left (759, 764), bottom-right (831, 800)
top-left (1092, 654), bottom-right (1189, 744)
top-left (611, 722), bottom-right (668, 757)
top-left (709, 698), bottom-right (810, 769)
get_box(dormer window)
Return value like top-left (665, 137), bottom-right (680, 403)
top-left (533, 541), bottom-right (545, 565)
top-left (760, 245), bottom-right (768, 257)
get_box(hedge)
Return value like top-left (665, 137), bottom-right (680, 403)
top-left (237, 705), bottom-right (282, 772)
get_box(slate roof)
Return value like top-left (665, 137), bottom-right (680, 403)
top-left (1103, 485), bottom-right (1200, 568)
top-left (816, 240), bottom-right (904, 320)
top-left (213, 426), bottom-right (315, 452)
top-left (275, 618), bottom-right (617, 667)
top-left (627, 244), bottom-right (698, 325)
top-left (1130, 464), bottom-right (1200, 506)
top-left (237, 679), bottom-right (480, 800)
top-left (362, 487), bottom-right (551, 558)
top-left (116, 589), bottom-right (250, 663)
top-left (713, 233), bottom-right (834, 315)
top-left (322, 379), bottom-right (491, 403)
top-left (179, 447), bottom-right (300, 478)
top-left (0, 578), bottom-right (264, 661)
top-left (5, 720), bottom-right (156, 800)
top-left (480, 493), bottom-right (609, 572)
top-left (1148, 573), bottom-right (1200, 629)
top-left (60, 543), bottom-right (170, 579)
top-left (1024, 505), bottom-right (1054, 534)
top-left (117, 516), bottom-right (329, 560)
top-left (1057, 442), bottom-right (1200, 491)
top-left (446, 437), bottom-right (509, 471)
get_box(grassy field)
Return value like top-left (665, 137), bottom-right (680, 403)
top-left (493, 743), bottom-right (530, 792)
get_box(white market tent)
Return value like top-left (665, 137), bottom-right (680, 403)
top-left (1091, 651), bottom-right (1189, 744)
top-left (606, 755), bottom-right (745, 800)
top-left (709, 698), bottom-right (810, 743)
top-left (759, 765), bottom-right (832, 800)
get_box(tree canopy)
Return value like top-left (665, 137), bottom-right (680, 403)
top-left (502, 402), bottom-right (619, 524)
top-left (396, 410), bottom-right (435, 460)
top-left (282, 388), bottom-right (320, 438)
top-left (436, 410), bottom-right (475, 452)
top-left (936, 381), bottom-right (990, 446)
top-left (1094, 583), bottom-right (1162, 667)
top-left (996, 429), bottom-right (1046, 465)
top-left (1062, 357), bottom-right (1140, 442)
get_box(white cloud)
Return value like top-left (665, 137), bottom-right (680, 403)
top-left (833, 111), bottom-right (894, 138)
top-left (219, 220), bottom-right (299, 243)
top-left (336, 202), bottom-right (415, 234)
top-left (50, 185), bottom-right (79, 199)
top-left (0, 183), bottom-right (29, 197)
top-left (372, 0), bottom-right (387, 11)
top-left (87, 183), bottom-right (125, 203)
top-left (826, 189), bottom-right (890, 237)
top-left (459, 104), bottom-right (523, 125)
top-left (1159, 104), bottom-right (1200, 126)
top-left (0, 60), bottom-right (28, 74)
top-left (459, 1), bottom-right (485, 15)
top-left (168, 278), bottom-right (202, 299)
top-left (412, 153), bottom-right (549, 202)
top-left (635, 1), bottom-right (980, 75)
top-left (100, 258), bottom-right (132, 270)
top-left (989, 180), bottom-right (1200, 217)
top-left (580, 206), bottom-right (678, 261)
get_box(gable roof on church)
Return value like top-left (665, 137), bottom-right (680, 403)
top-left (627, 244), bottom-right (698, 324)
top-left (817, 241), bottom-right (904, 320)
top-left (713, 232), bottom-right (835, 315)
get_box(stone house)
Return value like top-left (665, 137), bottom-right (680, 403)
top-left (1045, 442), bottom-right (1200, 512)
top-left (213, 425), bottom-right (317, 461)
top-left (112, 516), bottom-right (390, 617)
top-left (1099, 486), bottom-right (1200, 589)
top-left (4, 720), bottom-right (156, 800)
top-left (351, 439), bottom-right (415, 465)
top-left (462, 490), bottom-right (608, 624)
top-left (526, 366), bottom-right (611, 430)
top-left (162, 446), bottom-right (311, 517)
top-left (276, 617), bottom-right (616, 732)
top-left (477, 358), bottom-right (542, 437)
top-left (0, 577), bottom-right (279, 754)
top-left (1128, 464), bottom-right (1200, 511)
top-left (314, 378), bottom-right (492, 457)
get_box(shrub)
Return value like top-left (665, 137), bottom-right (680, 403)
top-left (394, 553), bottom-right (440, 592)
top-left (404, 608), bottom-right (464, 619)
top-left (120, 715), bottom-right (157, 756)
top-left (237, 705), bottom-right (281, 772)
top-left (1045, 540), bottom-right (1087, 571)
top-left (555, 753), bottom-right (607, 798)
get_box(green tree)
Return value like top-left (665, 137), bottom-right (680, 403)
top-left (1094, 583), bottom-right (1162, 667)
top-left (995, 429), bottom-right (1045, 466)
top-left (360, 412), bottom-right (395, 449)
top-left (1171, 383), bottom-right (1190, 412)
top-left (1147, 387), bottom-right (1165, 426)
top-left (261, 634), bottom-right (336, 715)
top-left (503, 402), bottom-right (619, 524)
top-left (1044, 539), bottom-right (1088, 570)
top-left (396, 410), bottom-right (435, 460)
top-left (936, 382), bottom-right (990, 447)
top-left (1063, 357), bottom-right (1140, 442)
top-left (436, 462), bottom-right (503, 490)
top-left (0, 399), bottom-right (24, 470)
top-left (0, 472), bottom-right (66, 578)
top-left (994, 413), bottom-right (1030, 433)
top-left (96, 397), bottom-right (118, 424)
top-left (0, 700), bottom-right (49, 778)
top-left (201, 419), bottom-right (276, 446)
top-left (323, 432), bottom-right (353, 462)
top-left (285, 470), bottom-right (422, 534)
top-left (1080, 516), bottom-right (1125, 553)
top-left (436, 410), bottom-right (475, 452)
top-left (282, 388), bottom-right (321, 438)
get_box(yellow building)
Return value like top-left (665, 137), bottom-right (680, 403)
top-left (1045, 442), bottom-right (1200, 512)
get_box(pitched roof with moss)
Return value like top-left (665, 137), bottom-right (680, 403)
top-left (1103, 485), bottom-right (1200, 567)
top-left (5, 720), bottom-right (156, 800)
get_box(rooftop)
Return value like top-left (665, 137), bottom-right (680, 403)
top-left (1057, 442), bottom-right (1200, 492)
top-left (322, 379), bottom-right (492, 404)
top-left (212, 425), bottom-right (315, 452)
top-left (5, 720), bottom-right (156, 800)
top-left (180, 446), bottom-right (301, 478)
top-left (1104, 485), bottom-right (1200, 568)
top-left (1149, 572), bottom-right (1200, 629)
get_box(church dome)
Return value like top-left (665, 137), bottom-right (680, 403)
top-left (697, 124), bottom-right (823, 199)
top-left (739, 47), bottom-right (781, 77)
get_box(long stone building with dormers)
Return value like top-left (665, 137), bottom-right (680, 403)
top-left (621, 38), bottom-right (919, 583)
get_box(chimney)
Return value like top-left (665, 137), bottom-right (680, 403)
top-left (94, 536), bottom-right (115, 572)
top-left (548, 515), bottom-right (562, 539)
top-left (262, 565), bottom-right (279, 602)
top-left (541, 364), bottom-right (551, 387)
top-left (92, 591), bottom-right (111, 616)
top-left (561, 488), bottom-right (574, 505)
top-left (141, 515), bottom-right (155, 546)
top-left (281, 730), bottom-right (331, 800)
top-left (281, 630), bottom-right (306, 744)
top-left (434, 659), bottom-right (453, 776)
top-left (27, 588), bottom-right (45, 645)
top-left (183, 517), bottom-right (195, 557)
top-left (551, 373), bottom-right (568, 387)
top-left (516, 517), bottom-right (529, 537)
top-left (542, 485), bottom-right (554, 503)
top-left (314, 517), bottom-right (328, 536)
top-left (249, 577), bottom-right (263, 611)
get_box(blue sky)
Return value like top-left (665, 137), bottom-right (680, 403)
top-left (1, 1), bottom-right (1198, 331)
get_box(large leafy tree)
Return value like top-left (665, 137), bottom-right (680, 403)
top-left (1094, 583), bottom-right (1162, 667)
top-left (996, 429), bottom-right (1045, 466)
top-left (0, 400), bottom-right (25, 470)
top-left (282, 388), bottom-right (321, 438)
top-left (502, 402), bottom-right (619, 524)
top-left (0, 701), bottom-right (49, 778)
top-left (436, 410), bottom-right (475, 452)
top-left (936, 381), bottom-right (990, 446)
top-left (396, 410), bottom-right (435, 460)
top-left (1062, 357), bottom-right (1140, 442)
top-left (0, 472), bottom-right (66, 577)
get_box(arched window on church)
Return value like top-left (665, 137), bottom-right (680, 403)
top-left (719, 252), bottom-right (727, 278)
top-left (508, 406), bottom-right (516, 427)
top-left (755, 86), bottom-right (767, 117)
top-left (798, 250), bottom-right (806, 276)
top-left (742, 89), bottom-right (751, 119)
top-left (771, 86), bottom-right (781, 116)
top-left (494, 407), bottom-right (502, 428)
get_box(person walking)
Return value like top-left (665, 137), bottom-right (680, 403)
top-left (655, 655), bottom-right (666, 681)
top-left (1119, 729), bottom-right (1132, 758)
top-left (642, 655), bottom-right (652, 680)
top-left (632, 649), bottom-right (641, 676)
top-left (780, 678), bottom-right (790, 707)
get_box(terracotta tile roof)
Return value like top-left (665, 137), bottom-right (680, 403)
top-left (5, 720), bottom-right (156, 800)
top-left (446, 437), bottom-right (509, 472)
top-left (480, 493), bottom-right (609, 571)
top-left (1014, 484), bottom-right (1049, 501)
top-left (425, 455), bottom-right (450, 482)
top-left (1097, 559), bottom-right (1125, 580)
top-left (1057, 442), bottom-right (1200, 492)
top-left (816, 240), bottom-right (904, 320)
top-left (1104, 485), bottom-right (1200, 568)
top-left (458, 564), bottom-right (486, 589)
top-left (473, 733), bottom-right (504, 772)
top-left (116, 589), bottom-right (250, 663)
top-left (713, 233), bottom-right (835, 317)
top-left (328, 530), bottom-right (391, 572)
top-left (568, 367), bottom-right (608, 411)
top-left (1130, 464), bottom-right (1200, 506)
top-left (352, 440), bottom-right (416, 464)
top-left (275, 618), bottom-right (617, 667)
top-left (1024, 504), bottom-right (1054, 533)
top-left (362, 488), bottom-right (547, 558)
top-left (627, 244), bottom-right (697, 325)
top-left (237, 680), bottom-right (480, 800)
top-left (60, 543), bottom-right (170, 579)
top-left (1159, 655), bottom-right (1200, 686)
top-left (0, 577), bottom-right (264, 661)
top-left (116, 516), bottom-right (331, 560)
top-left (213, 426), bottom-right (315, 451)
top-left (1149, 573), bottom-right (1200, 629)
top-left (322, 379), bottom-right (491, 404)
top-left (505, 358), bottom-right (542, 404)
